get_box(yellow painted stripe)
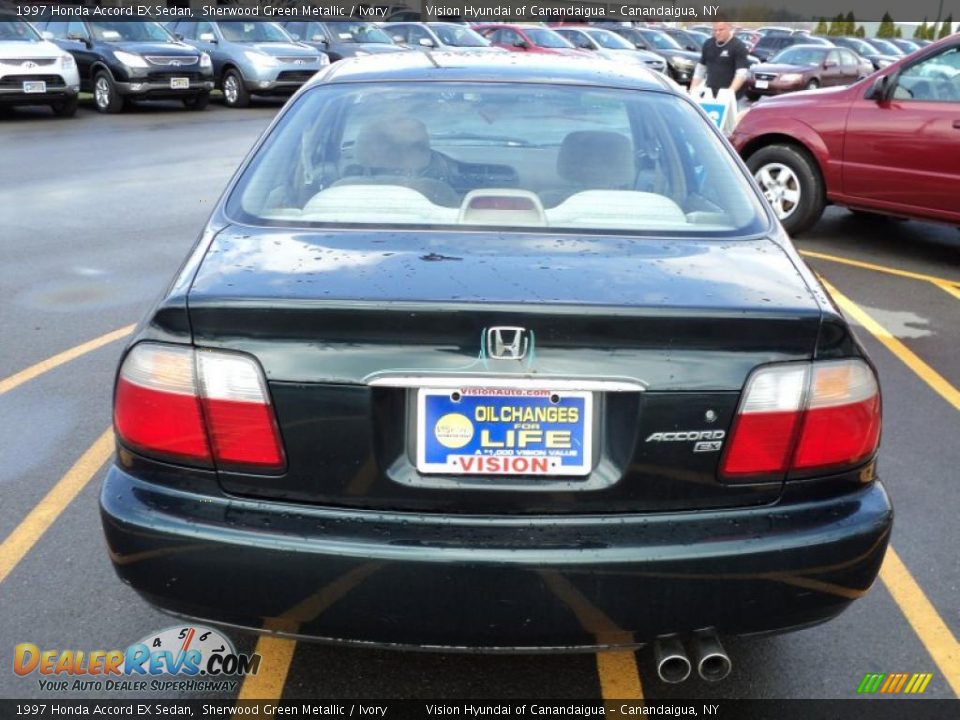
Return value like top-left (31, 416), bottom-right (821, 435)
top-left (821, 279), bottom-right (960, 412)
top-left (894, 673), bottom-right (909, 693)
top-left (0, 325), bottom-right (135, 396)
top-left (539, 572), bottom-right (643, 700)
top-left (596, 651), bottom-right (645, 700)
top-left (881, 548), bottom-right (960, 697)
top-left (904, 674), bottom-right (919, 694)
top-left (802, 250), bottom-right (960, 287)
top-left (236, 631), bottom-right (297, 701)
top-left (936, 282), bottom-right (960, 302)
top-left (0, 429), bottom-right (114, 584)
top-left (236, 565), bottom-right (379, 701)
top-left (917, 673), bottom-right (934, 694)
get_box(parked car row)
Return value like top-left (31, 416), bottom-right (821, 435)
top-left (0, 16), bottom-right (334, 114)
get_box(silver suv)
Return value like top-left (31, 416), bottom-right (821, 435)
top-left (168, 20), bottom-right (328, 108)
top-left (0, 15), bottom-right (80, 117)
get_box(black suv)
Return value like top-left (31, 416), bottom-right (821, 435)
top-left (36, 20), bottom-right (214, 113)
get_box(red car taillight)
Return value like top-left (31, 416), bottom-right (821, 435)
top-left (720, 360), bottom-right (880, 481)
top-left (114, 344), bottom-right (284, 472)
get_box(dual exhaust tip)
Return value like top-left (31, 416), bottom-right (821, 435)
top-left (654, 632), bottom-right (731, 684)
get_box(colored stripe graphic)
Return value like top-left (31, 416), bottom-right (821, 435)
top-left (857, 672), bottom-right (933, 694)
top-left (858, 673), bottom-right (885, 694)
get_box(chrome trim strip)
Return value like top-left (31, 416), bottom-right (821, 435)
top-left (365, 374), bottom-right (646, 392)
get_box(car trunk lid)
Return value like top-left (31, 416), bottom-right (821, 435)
top-left (187, 228), bottom-right (822, 513)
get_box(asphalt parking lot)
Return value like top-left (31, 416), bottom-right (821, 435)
top-left (1, 98), bottom-right (957, 704)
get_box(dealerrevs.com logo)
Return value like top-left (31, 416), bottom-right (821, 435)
top-left (14, 625), bottom-right (261, 693)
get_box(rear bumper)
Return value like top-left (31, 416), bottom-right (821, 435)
top-left (101, 467), bottom-right (892, 651)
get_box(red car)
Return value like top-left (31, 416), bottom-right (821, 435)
top-left (746, 46), bottom-right (871, 98)
top-left (475, 24), bottom-right (587, 58)
top-left (732, 35), bottom-right (960, 235)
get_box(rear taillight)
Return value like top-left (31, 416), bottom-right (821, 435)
top-left (114, 344), bottom-right (284, 472)
top-left (720, 359), bottom-right (880, 482)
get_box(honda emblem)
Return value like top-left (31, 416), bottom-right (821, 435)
top-left (486, 327), bottom-right (529, 360)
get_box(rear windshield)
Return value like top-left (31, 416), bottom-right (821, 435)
top-left (228, 82), bottom-right (767, 237)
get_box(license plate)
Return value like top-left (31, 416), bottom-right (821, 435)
top-left (23, 81), bottom-right (46, 94)
top-left (755, 79), bottom-right (769, 89)
top-left (170, 77), bottom-right (189, 89)
top-left (416, 388), bottom-right (592, 476)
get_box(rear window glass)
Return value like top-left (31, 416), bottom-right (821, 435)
top-left (227, 82), bottom-right (767, 237)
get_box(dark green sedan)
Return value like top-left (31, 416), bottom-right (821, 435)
top-left (101, 53), bottom-right (890, 683)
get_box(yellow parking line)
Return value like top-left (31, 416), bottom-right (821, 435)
top-left (0, 325), bottom-right (135, 396)
top-left (237, 564), bottom-right (381, 701)
top-left (935, 282), bottom-right (960, 302)
top-left (0, 429), bottom-right (113, 585)
top-left (236, 631), bottom-right (298, 702)
top-left (596, 651), bottom-right (645, 701)
top-left (880, 548), bottom-right (960, 697)
top-left (539, 571), bottom-right (644, 700)
top-left (819, 279), bottom-right (959, 696)
top-left (821, 279), bottom-right (960, 412)
top-left (801, 250), bottom-right (960, 287)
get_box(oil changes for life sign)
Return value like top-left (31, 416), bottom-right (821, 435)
top-left (417, 388), bottom-right (592, 476)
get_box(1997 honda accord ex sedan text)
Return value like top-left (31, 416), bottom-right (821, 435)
top-left (101, 53), bottom-right (891, 679)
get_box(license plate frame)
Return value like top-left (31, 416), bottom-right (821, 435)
top-left (23, 80), bottom-right (46, 94)
top-left (170, 77), bottom-right (190, 90)
top-left (416, 387), bottom-right (593, 477)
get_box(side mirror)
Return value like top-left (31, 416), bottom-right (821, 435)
top-left (514, 39), bottom-right (529, 49)
top-left (199, 32), bottom-right (217, 43)
top-left (41, 30), bottom-right (54, 40)
top-left (392, 35), bottom-right (405, 43)
top-left (824, 59), bottom-right (838, 68)
top-left (418, 37), bottom-right (435, 48)
top-left (866, 72), bottom-right (896, 102)
top-left (173, 33), bottom-right (184, 41)
top-left (579, 40), bottom-right (593, 50)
